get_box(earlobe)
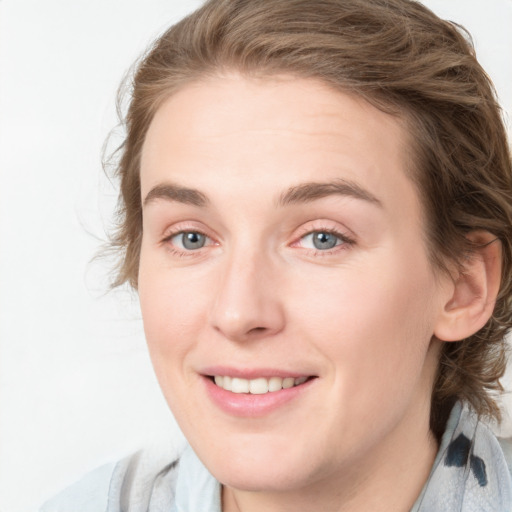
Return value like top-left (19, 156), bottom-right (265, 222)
top-left (434, 232), bottom-right (502, 342)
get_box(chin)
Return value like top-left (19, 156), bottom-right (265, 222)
top-left (216, 462), bottom-right (313, 493)
top-left (197, 436), bottom-right (323, 493)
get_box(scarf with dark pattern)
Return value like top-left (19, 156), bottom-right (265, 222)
top-left (412, 402), bottom-right (512, 511)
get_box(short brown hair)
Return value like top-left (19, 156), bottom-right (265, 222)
top-left (108, 0), bottom-right (512, 437)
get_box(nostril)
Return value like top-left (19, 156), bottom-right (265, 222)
top-left (249, 327), bottom-right (267, 334)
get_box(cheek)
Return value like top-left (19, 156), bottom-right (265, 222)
top-left (138, 268), bottom-right (210, 424)
top-left (289, 253), bottom-right (438, 389)
top-left (138, 259), bottom-right (211, 367)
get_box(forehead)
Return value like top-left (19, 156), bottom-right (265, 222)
top-left (140, 74), bottom-right (418, 221)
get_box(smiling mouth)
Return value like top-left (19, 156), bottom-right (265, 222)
top-left (210, 375), bottom-right (314, 394)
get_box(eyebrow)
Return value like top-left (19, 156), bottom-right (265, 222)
top-left (277, 179), bottom-right (382, 208)
top-left (143, 183), bottom-right (209, 207)
top-left (143, 179), bottom-right (382, 209)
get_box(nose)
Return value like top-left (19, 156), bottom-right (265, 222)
top-left (209, 247), bottom-right (286, 342)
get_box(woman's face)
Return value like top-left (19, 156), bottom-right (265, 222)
top-left (138, 75), bottom-right (450, 493)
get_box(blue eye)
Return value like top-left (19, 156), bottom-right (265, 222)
top-left (301, 231), bottom-right (343, 250)
top-left (171, 231), bottom-right (207, 250)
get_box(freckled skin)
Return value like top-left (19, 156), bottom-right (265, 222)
top-left (138, 75), bottom-right (454, 512)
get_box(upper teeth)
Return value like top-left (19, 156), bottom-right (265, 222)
top-left (214, 375), bottom-right (308, 394)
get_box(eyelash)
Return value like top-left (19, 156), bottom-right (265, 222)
top-left (160, 226), bottom-right (356, 258)
top-left (161, 228), bottom-right (214, 258)
top-left (293, 226), bottom-right (356, 256)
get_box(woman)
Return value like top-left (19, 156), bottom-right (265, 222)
top-left (42, 0), bottom-right (512, 510)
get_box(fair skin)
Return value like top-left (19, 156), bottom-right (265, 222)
top-left (137, 74), bottom-right (498, 511)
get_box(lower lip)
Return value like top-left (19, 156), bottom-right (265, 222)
top-left (203, 376), bottom-right (316, 417)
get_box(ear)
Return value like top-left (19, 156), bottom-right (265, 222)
top-left (434, 231), bottom-right (502, 342)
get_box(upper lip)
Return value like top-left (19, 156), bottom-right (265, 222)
top-left (200, 366), bottom-right (316, 380)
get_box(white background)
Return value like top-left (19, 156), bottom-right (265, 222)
top-left (1, 1), bottom-right (511, 511)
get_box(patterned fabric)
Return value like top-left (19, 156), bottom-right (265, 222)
top-left (41, 402), bottom-right (512, 512)
top-left (413, 402), bottom-right (512, 511)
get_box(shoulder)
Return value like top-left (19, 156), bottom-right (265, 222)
top-left (39, 461), bottom-right (117, 512)
top-left (40, 447), bottom-right (182, 512)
